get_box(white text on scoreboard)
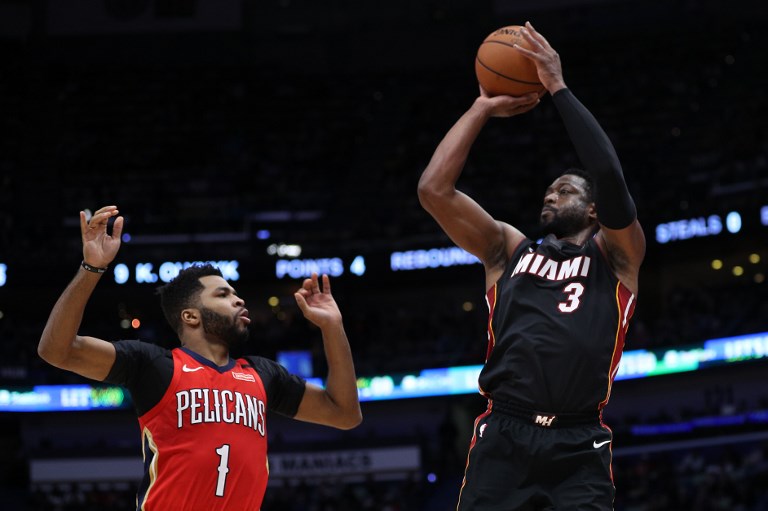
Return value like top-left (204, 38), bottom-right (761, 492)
top-left (113, 260), bottom-right (240, 284)
top-left (655, 212), bottom-right (742, 244)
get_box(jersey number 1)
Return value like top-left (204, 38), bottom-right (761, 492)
top-left (558, 282), bottom-right (584, 313)
top-left (215, 444), bottom-right (231, 497)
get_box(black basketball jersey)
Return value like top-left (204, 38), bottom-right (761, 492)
top-left (479, 234), bottom-right (636, 413)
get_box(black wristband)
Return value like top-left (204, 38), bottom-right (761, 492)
top-left (81, 260), bottom-right (108, 274)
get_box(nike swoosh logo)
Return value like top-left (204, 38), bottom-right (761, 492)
top-left (593, 439), bottom-right (611, 448)
top-left (182, 364), bottom-right (204, 373)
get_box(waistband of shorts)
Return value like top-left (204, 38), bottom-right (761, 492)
top-left (490, 398), bottom-right (600, 428)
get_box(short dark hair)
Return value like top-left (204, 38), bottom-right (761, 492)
top-left (560, 167), bottom-right (594, 202)
top-left (157, 264), bottom-right (223, 335)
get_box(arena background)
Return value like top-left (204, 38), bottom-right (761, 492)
top-left (1, 0), bottom-right (767, 509)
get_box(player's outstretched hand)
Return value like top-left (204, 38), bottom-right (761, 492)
top-left (513, 21), bottom-right (567, 94)
top-left (80, 205), bottom-right (123, 269)
top-left (294, 273), bottom-right (342, 329)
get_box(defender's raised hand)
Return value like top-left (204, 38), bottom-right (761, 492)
top-left (291, 272), bottom-right (360, 430)
top-left (294, 273), bottom-right (342, 329)
top-left (80, 205), bottom-right (123, 269)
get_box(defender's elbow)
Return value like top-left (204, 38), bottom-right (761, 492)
top-left (38, 337), bottom-right (52, 360)
top-left (37, 336), bottom-right (69, 368)
top-left (336, 409), bottom-right (363, 430)
top-left (37, 343), bottom-right (60, 367)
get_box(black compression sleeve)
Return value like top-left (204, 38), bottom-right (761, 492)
top-left (552, 88), bottom-right (637, 229)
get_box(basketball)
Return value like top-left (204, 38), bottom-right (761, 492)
top-left (475, 25), bottom-right (546, 97)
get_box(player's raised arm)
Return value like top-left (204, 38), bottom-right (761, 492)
top-left (38, 206), bottom-right (124, 381)
top-left (292, 273), bottom-right (362, 430)
top-left (417, 92), bottom-right (539, 283)
top-left (552, 82), bottom-right (646, 292)
top-left (517, 21), bottom-right (645, 292)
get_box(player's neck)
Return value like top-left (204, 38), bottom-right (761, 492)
top-left (180, 335), bottom-right (231, 367)
top-left (555, 227), bottom-right (595, 247)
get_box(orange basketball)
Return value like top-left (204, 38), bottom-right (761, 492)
top-left (475, 25), bottom-right (545, 97)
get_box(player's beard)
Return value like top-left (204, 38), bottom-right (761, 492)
top-left (541, 204), bottom-right (592, 239)
top-left (200, 307), bottom-right (249, 348)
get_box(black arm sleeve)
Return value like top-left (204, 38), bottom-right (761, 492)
top-left (245, 356), bottom-right (306, 418)
top-left (552, 88), bottom-right (637, 229)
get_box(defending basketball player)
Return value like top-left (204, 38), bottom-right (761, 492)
top-left (38, 206), bottom-right (362, 510)
top-left (418, 22), bottom-right (645, 510)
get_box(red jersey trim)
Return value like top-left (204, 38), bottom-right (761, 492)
top-left (456, 401), bottom-right (494, 511)
top-left (139, 427), bottom-right (159, 511)
top-left (598, 282), bottom-right (635, 409)
top-left (480, 285), bottom-right (498, 398)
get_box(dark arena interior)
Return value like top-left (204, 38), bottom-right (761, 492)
top-left (1, 0), bottom-right (767, 509)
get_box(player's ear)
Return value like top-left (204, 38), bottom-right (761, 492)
top-left (587, 202), bottom-right (598, 223)
top-left (181, 308), bottom-right (200, 327)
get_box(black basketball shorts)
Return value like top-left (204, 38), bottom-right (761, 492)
top-left (456, 405), bottom-right (615, 511)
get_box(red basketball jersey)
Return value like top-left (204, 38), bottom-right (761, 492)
top-left (137, 349), bottom-right (269, 510)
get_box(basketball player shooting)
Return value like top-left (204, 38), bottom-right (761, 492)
top-left (418, 22), bottom-right (645, 510)
top-left (38, 205), bottom-right (362, 510)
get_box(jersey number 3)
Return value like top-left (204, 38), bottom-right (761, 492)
top-left (558, 282), bottom-right (584, 313)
